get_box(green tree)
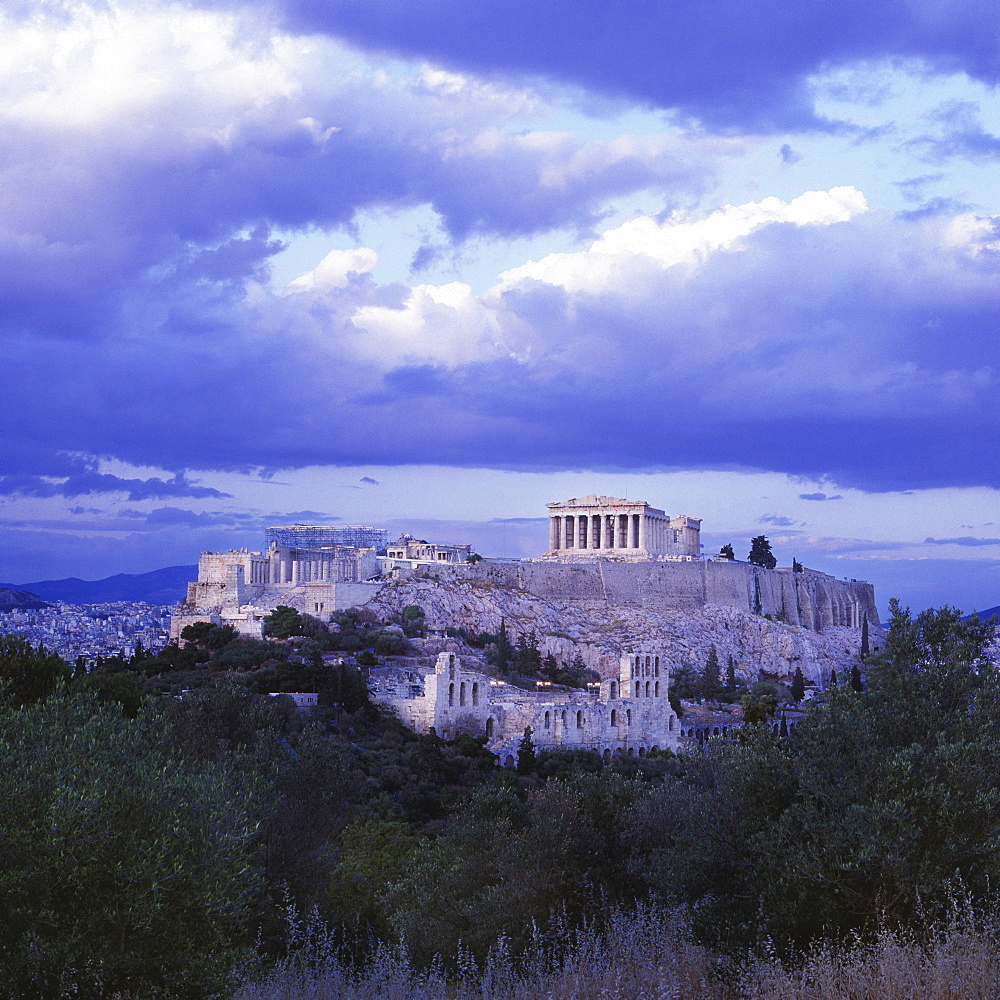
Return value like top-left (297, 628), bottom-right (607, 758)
top-left (850, 663), bottom-right (864, 692)
top-left (719, 543), bottom-right (735, 560)
top-left (494, 618), bottom-right (512, 674)
top-left (401, 604), bottom-right (426, 637)
top-left (701, 645), bottom-right (721, 702)
top-left (264, 605), bottom-right (304, 639)
top-left (790, 665), bottom-right (805, 703)
top-left (741, 691), bottom-right (777, 725)
top-left (724, 655), bottom-right (738, 698)
top-left (792, 558), bottom-right (803, 573)
top-left (0, 634), bottom-right (70, 707)
top-left (0, 692), bottom-right (264, 997)
top-left (517, 726), bottom-right (536, 775)
top-left (748, 535), bottom-right (777, 569)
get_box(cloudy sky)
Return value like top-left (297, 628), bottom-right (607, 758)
top-left (3, 0), bottom-right (1000, 615)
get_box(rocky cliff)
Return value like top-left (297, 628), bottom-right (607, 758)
top-left (366, 573), bottom-right (880, 686)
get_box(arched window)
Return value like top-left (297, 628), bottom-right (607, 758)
top-left (577, 710), bottom-right (584, 728)
top-left (635, 681), bottom-right (640, 697)
top-left (638, 747), bottom-right (645, 758)
top-left (472, 682), bottom-right (479, 706)
top-left (448, 682), bottom-right (454, 707)
top-left (626, 709), bottom-right (632, 726)
top-left (645, 681), bottom-right (650, 697)
top-left (561, 710), bottom-right (567, 727)
top-left (645, 656), bottom-right (651, 674)
top-left (610, 681), bottom-right (618, 699)
top-left (627, 747), bottom-right (634, 757)
top-left (668, 715), bottom-right (675, 731)
top-left (655, 681), bottom-right (660, 697)
top-left (486, 717), bottom-right (494, 738)
top-left (654, 656), bottom-right (660, 676)
top-left (544, 711), bottom-right (551, 729)
top-left (611, 709), bottom-right (617, 726)
top-left (460, 682), bottom-right (466, 707)
top-left (603, 749), bottom-right (611, 762)
top-left (635, 656), bottom-right (640, 671)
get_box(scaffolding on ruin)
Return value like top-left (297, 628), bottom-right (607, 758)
top-left (265, 524), bottom-right (388, 553)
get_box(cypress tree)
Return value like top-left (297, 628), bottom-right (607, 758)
top-left (851, 664), bottom-right (864, 692)
top-left (517, 726), bottom-right (536, 775)
top-left (791, 665), bottom-right (805, 703)
top-left (702, 645), bottom-right (721, 701)
top-left (861, 617), bottom-right (870, 657)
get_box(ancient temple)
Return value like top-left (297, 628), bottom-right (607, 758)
top-left (543, 494), bottom-right (701, 561)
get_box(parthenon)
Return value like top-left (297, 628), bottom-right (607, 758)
top-left (543, 495), bottom-right (701, 561)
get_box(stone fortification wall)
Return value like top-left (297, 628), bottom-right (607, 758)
top-left (386, 558), bottom-right (877, 631)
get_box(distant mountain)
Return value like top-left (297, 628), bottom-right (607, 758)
top-left (964, 607), bottom-right (1000, 622)
top-left (0, 588), bottom-right (50, 611)
top-left (0, 566), bottom-right (196, 606)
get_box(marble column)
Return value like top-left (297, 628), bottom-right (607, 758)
top-left (638, 514), bottom-right (647, 552)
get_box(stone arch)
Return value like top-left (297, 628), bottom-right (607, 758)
top-left (669, 715), bottom-right (675, 731)
top-left (486, 717), bottom-right (494, 738)
top-left (448, 682), bottom-right (454, 707)
top-left (610, 681), bottom-right (618, 699)
top-left (651, 745), bottom-right (659, 753)
top-left (561, 710), bottom-right (567, 728)
top-left (577, 710), bottom-right (584, 728)
top-left (645, 655), bottom-right (651, 675)
top-left (635, 681), bottom-right (640, 697)
top-left (472, 682), bottom-right (479, 706)
top-left (654, 656), bottom-right (660, 676)
top-left (645, 681), bottom-right (650, 697)
top-left (611, 709), bottom-right (617, 726)
top-left (655, 681), bottom-right (660, 697)
top-left (713, 727), bottom-right (720, 737)
top-left (603, 749), bottom-right (611, 762)
top-left (460, 682), bottom-right (467, 707)
top-left (627, 747), bottom-right (635, 757)
top-left (544, 710), bottom-right (551, 729)
top-left (504, 754), bottom-right (515, 767)
top-left (638, 747), bottom-right (646, 757)
top-left (626, 709), bottom-right (632, 726)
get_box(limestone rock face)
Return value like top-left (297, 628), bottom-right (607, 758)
top-left (365, 577), bottom-right (880, 685)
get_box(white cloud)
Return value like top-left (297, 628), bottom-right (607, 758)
top-left (350, 281), bottom-right (501, 365)
top-left (285, 247), bottom-right (378, 292)
top-left (491, 186), bottom-right (870, 295)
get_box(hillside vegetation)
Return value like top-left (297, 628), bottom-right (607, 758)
top-left (0, 601), bottom-right (998, 998)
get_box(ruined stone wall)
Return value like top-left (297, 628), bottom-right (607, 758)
top-left (372, 651), bottom-right (680, 762)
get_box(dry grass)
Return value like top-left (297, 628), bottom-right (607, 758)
top-left (236, 903), bottom-right (1000, 1000)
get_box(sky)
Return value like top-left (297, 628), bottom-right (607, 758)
top-left (2, 0), bottom-right (1000, 617)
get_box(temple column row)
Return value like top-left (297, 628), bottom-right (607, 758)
top-left (551, 514), bottom-right (656, 550)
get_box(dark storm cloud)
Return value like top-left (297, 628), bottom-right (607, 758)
top-left (230, 0), bottom-right (1000, 131)
top-left (6, 205), bottom-right (1000, 493)
top-left (0, 472), bottom-right (230, 501)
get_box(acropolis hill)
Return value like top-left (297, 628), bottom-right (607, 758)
top-left (173, 494), bottom-right (879, 686)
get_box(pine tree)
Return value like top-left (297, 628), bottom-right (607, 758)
top-left (791, 665), bottom-right (805, 703)
top-left (748, 535), bottom-right (777, 569)
top-left (779, 715), bottom-right (789, 737)
top-left (861, 617), bottom-right (870, 658)
top-left (719, 543), bottom-right (735, 560)
top-left (830, 669), bottom-right (838, 686)
top-left (702, 645), bottom-right (720, 702)
top-left (792, 558), bottom-right (803, 573)
top-left (851, 664), bottom-right (864, 692)
top-left (517, 726), bottom-right (536, 775)
top-left (725, 655), bottom-right (737, 698)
